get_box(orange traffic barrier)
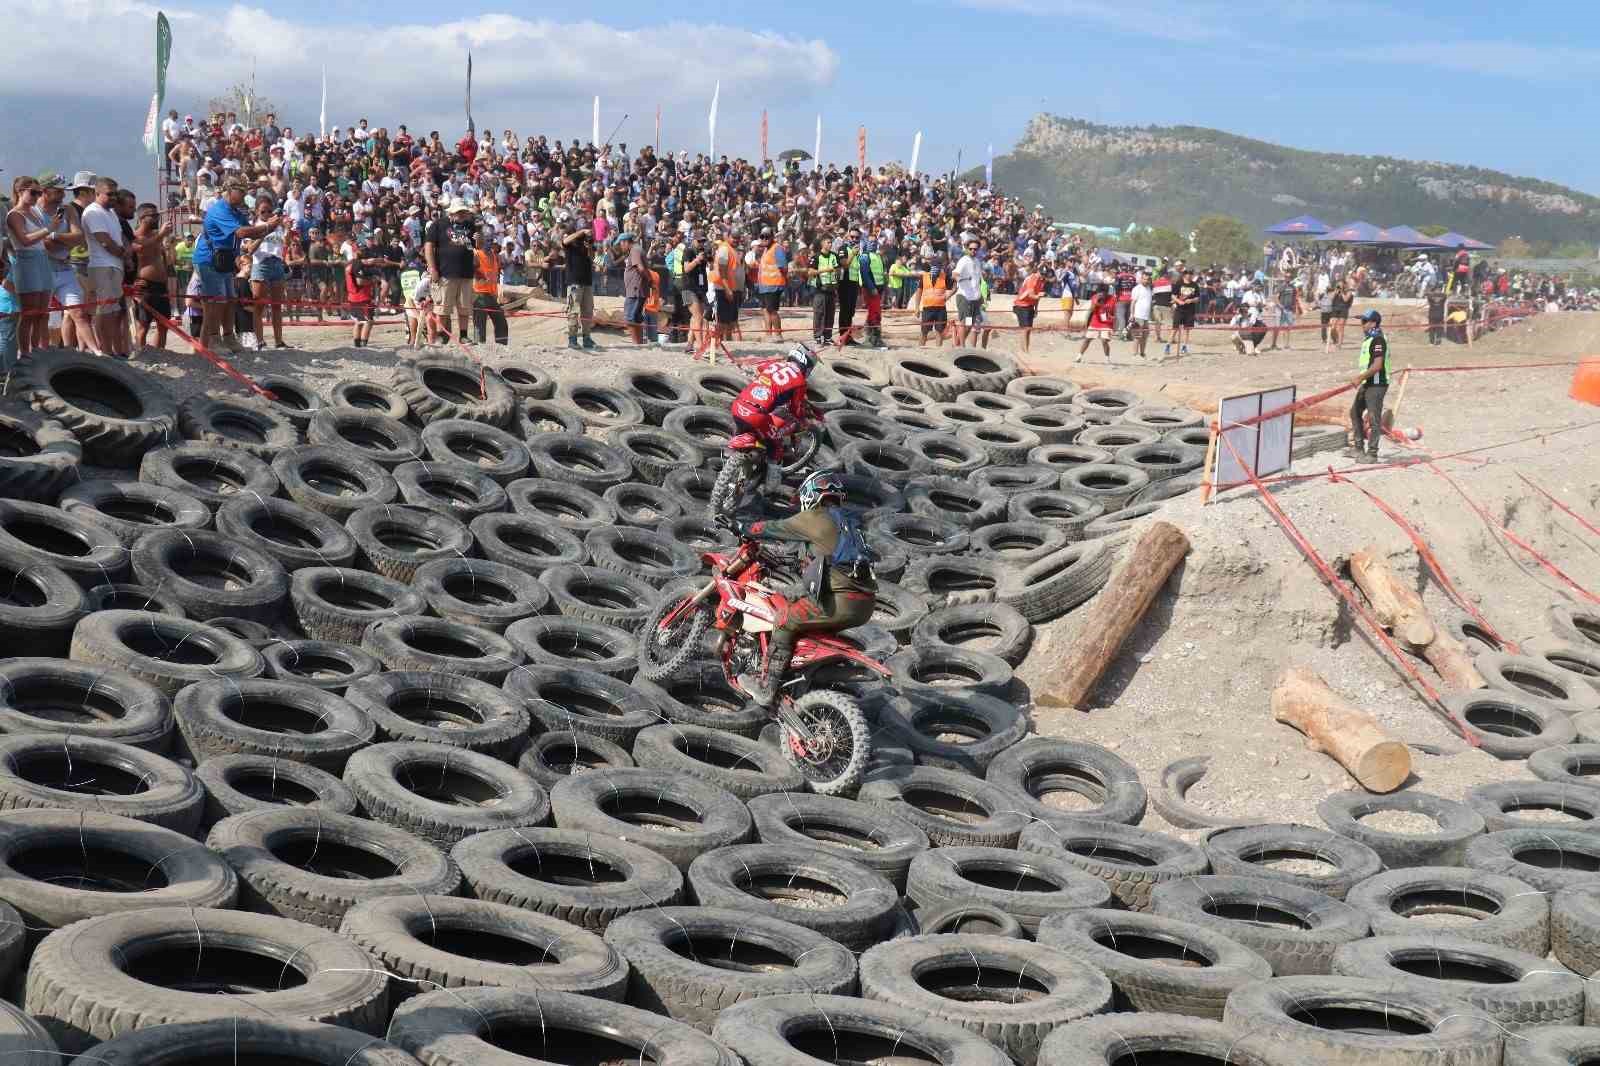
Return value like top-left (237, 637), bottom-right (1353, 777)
top-left (1572, 358), bottom-right (1600, 406)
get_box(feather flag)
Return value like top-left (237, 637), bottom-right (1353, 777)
top-left (708, 81), bottom-right (720, 158)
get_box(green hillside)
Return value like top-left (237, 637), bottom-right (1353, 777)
top-left (982, 115), bottom-right (1600, 245)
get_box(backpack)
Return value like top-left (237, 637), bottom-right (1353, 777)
top-left (827, 506), bottom-right (878, 581)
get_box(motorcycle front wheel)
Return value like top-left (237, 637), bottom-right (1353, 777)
top-left (781, 427), bottom-right (821, 474)
top-left (778, 689), bottom-right (871, 796)
top-left (637, 586), bottom-right (712, 682)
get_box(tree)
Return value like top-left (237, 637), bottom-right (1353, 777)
top-left (1498, 236), bottom-right (1533, 258)
top-left (207, 82), bottom-right (281, 128)
top-left (1417, 224), bottom-right (1450, 237)
top-left (1192, 215), bottom-right (1256, 267)
top-left (1139, 226), bottom-right (1189, 259)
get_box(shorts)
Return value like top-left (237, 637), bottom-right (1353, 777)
top-left (441, 277), bottom-right (474, 318)
top-left (676, 281), bottom-right (704, 306)
top-left (250, 256), bottom-right (286, 283)
top-left (954, 295), bottom-right (980, 324)
top-left (759, 290), bottom-right (782, 313)
top-left (348, 304), bottom-right (374, 323)
top-left (714, 291), bottom-right (740, 325)
top-left (623, 296), bottom-right (645, 324)
top-left (1014, 305), bottom-right (1036, 328)
top-left (194, 263), bottom-right (233, 301)
top-left (1086, 328), bottom-right (1112, 340)
top-left (133, 281), bottom-right (171, 325)
top-left (7, 253), bottom-right (51, 295)
top-left (1173, 308), bottom-right (1196, 329)
top-left (51, 268), bottom-right (84, 308)
top-left (1276, 309), bottom-right (1295, 327)
top-left (89, 266), bottom-right (127, 315)
top-left (1153, 304), bottom-right (1173, 325)
top-left (921, 307), bottom-right (947, 327)
top-left (1132, 316), bottom-right (1151, 332)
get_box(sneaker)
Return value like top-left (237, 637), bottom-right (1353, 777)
top-left (1342, 446), bottom-right (1365, 460)
top-left (1180, 345), bottom-right (1189, 356)
top-left (581, 337), bottom-right (598, 350)
top-left (1163, 344), bottom-right (1171, 356)
top-left (567, 337), bottom-right (581, 350)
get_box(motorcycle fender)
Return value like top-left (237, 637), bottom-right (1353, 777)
top-left (741, 613), bottom-right (775, 634)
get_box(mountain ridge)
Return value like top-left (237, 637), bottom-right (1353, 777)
top-left (984, 114), bottom-right (1600, 245)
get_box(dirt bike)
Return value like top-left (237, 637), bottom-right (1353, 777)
top-left (707, 405), bottom-right (823, 521)
top-left (637, 537), bottom-right (882, 795)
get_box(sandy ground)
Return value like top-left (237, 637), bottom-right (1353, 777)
top-left (127, 292), bottom-right (1600, 838)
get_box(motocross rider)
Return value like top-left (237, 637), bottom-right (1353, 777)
top-left (719, 343), bottom-right (820, 513)
top-left (731, 469), bottom-right (877, 708)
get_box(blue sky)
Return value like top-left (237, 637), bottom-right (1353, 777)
top-left (4, 0), bottom-right (1596, 204)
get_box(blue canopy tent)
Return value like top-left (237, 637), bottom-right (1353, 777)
top-left (1434, 232), bottom-right (1493, 250)
top-left (1265, 214), bottom-right (1331, 236)
top-left (1322, 221), bottom-right (1385, 244)
top-left (1382, 225), bottom-right (1444, 247)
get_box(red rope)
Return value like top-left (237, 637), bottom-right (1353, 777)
top-left (1518, 474), bottom-right (1600, 540)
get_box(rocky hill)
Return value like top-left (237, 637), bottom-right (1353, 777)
top-left (988, 115), bottom-right (1600, 244)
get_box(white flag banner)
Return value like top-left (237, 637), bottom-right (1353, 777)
top-left (813, 114), bottom-right (821, 170)
top-left (142, 91), bottom-right (160, 155)
top-left (708, 81), bottom-right (720, 158)
top-left (320, 66), bottom-right (327, 137)
top-left (593, 96), bottom-right (600, 146)
top-left (986, 143), bottom-right (994, 187)
top-left (910, 131), bottom-right (922, 177)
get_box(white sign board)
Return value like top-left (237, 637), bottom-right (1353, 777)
top-left (1214, 385), bottom-right (1297, 489)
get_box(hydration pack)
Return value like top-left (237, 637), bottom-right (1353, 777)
top-left (827, 506), bottom-right (877, 580)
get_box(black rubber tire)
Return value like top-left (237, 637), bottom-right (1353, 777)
top-left (361, 615), bottom-right (522, 683)
top-left (713, 992), bottom-right (1012, 1066)
top-left (343, 894), bottom-right (626, 1004)
top-left (0, 548), bottom-right (86, 657)
top-left (1522, 635), bottom-right (1600, 687)
top-left (859, 765), bottom-right (1030, 847)
top-left (887, 354), bottom-right (971, 402)
top-left (603, 481), bottom-right (686, 527)
top-left (343, 741), bottom-right (550, 847)
top-left (260, 637), bottom-right (380, 693)
top-left (194, 752), bottom-right (360, 823)
top-left (615, 367), bottom-right (699, 424)
top-left (967, 520), bottom-right (1071, 565)
top-left (505, 615), bottom-right (637, 679)
top-left (585, 526), bottom-right (701, 588)
top-left (496, 364), bottom-right (555, 402)
top-left (663, 405), bottom-right (738, 461)
top-left (1037, 1014), bottom-right (1299, 1066)
top-left (1005, 375), bottom-right (1079, 407)
top-left (0, 499), bottom-right (129, 590)
top-left (0, 733), bottom-right (202, 834)
top-left (506, 475), bottom-right (618, 532)
top-left (916, 902), bottom-right (1024, 938)
top-left (505, 664), bottom-right (660, 747)
top-left (1038, 908), bottom-right (1272, 1020)
top-left (1018, 820), bottom-right (1209, 912)
top-left (1150, 874), bottom-right (1370, 976)
top-left (24, 907), bottom-right (387, 1054)
top-left (747, 791), bottom-right (930, 890)
top-left (215, 494), bottom-right (359, 572)
top-left (1467, 827), bottom-right (1600, 893)
top-left (902, 556), bottom-right (1009, 609)
top-left (289, 565), bottom-right (427, 644)
top-left (248, 376), bottom-right (323, 431)
top-left (82, 582), bottom-right (185, 618)
top-left (1221, 974), bottom-right (1504, 1066)
top-left (1113, 441), bottom-right (1207, 481)
top-left (634, 723), bottom-right (804, 798)
top-left (903, 431), bottom-right (988, 477)
top-left (542, 563), bottom-right (656, 631)
top-left (1004, 407), bottom-right (1085, 446)
top-left (1132, 471), bottom-right (1204, 504)
top-left (955, 424), bottom-right (1042, 468)
top-left (526, 432), bottom-right (633, 493)
top-left (345, 504), bottom-right (474, 583)
top-left (905, 845), bottom-right (1115, 933)
top-left (345, 670), bottom-right (530, 760)
top-left (14, 349), bottom-right (179, 465)
top-left (823, 355), bottom-right (892, 389)
top-left (271, 445), bottom-right (399, 521)
top-left (413, 557), bottom-right (550, 632)
top-left (605, 904), bottom-right (856, 1031)
top-left (1552, 884), bottom-right (1600, 976)
top-left (1550, 604), bottom-right (1600, 652)
top-left (517, 397), bottom-right (587, 439)
top-left (129, 527), bottom-right (287, 624)
top-left (178, 394), bottom-right (300, 458)
top-left (886, 644), bottom-right (1015, 699)
top-left (1461, 780), bottom-right (1600, 833)
top-left (208, 615), bottom-right (275, 643)
top-left (469, 512), bottom-right (586, 575)
top-left (518, 729), bottom-right (635, 789)
top-left (1070, 387), bottom-right (1142, 416)
top-left (1332, 933), bottom-right (1584, 1031)
top-left (0, 807), bottom-right (235, 941)
top-left (871, 512), bottom-right (969, 557)
top-left (396, 357), bottom-right (516, 427)
top-left (1529, 742), bottom-right (1600, 791)
top-left (877, 688), bottom-right (1029, 773)
top-left (997, 542), bottom-right (1115, 623)
top-left (948, 349), bottom-right (1021, 392)
top-left (554, 379), bottom-right (647, 431)
top-left (58, 479), bottom-right (210, 548)
top-left (0, 656), bottom-right (173, 751)
top-left (1346, 865), bottom-right (1549, 955)
top-left (308, 407), bottom-right (425, 467)
top-left (208, 805), bottom-right (460, 928)
top-left (1059, 463), bottom-right (1152, 511)
top-left (420, 418), bottom-right (531, 484)
top-left (1506, 1027), bottom-right (1600, 1066)
top-left (858, 933), bottom-right (1113, 1066)
top-left (904, 476), bottom-right (1007, 529)
top-left (390, 985), bottom-right (738, 1066)
top-left (606, 427), bottom-right (702, 487)
top-left (1122, 404), bottom-right (1204, 431)
top-left (453, 826), bottom-right (684, 931)
top-left (1027, 443), bottom-right (1115, 474)
top-left (1079, 424), bottom-right (1162, 450)
top-left (68, 610), bottom-right (264, 697)
top-left (1204, 822), bottom-right (1383, 899)
top-left (688, 843), bottom-right (901, 952)
top-left (393, 460), bottom-right (508, 519)
top-left (986, 737), bottom-right (1148, 826)
top-left (1476, 651), bottom-right (1600, 715)
top-left (912, 603), bottom-right (1034, 667)
top-left (328, 377), bottom-right (411, 419)
top-left (139, 442), bottom-right (279, 509)
top-left (1444, 688), bottom-right (1579, 758)
top-left (550, 767), bottom-right (752, 871)
top-left (0, 401), bottom-right (81, 503)
top-left (828, 409), bottom-right (908, 448)
top-left (1005, 490), bottom-right (1105, 540)
top-left (174, 676), bottom-right (376, 771)
top-left (664, 467), bottom-right (720, 512)
top-left (840, 439), bottom-right (932, 485)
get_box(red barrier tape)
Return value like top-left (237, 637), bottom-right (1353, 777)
top-left (126, 295), bottom-right (277, 401)
top-left (1518, 474), bottom-right (1600, 540)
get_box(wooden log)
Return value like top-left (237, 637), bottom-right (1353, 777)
top-left (1271, 665), bottom-right (1411, 792)
top-left (1036, 521), bottom-right (1190, 711)
top-left (1349, 546), bottom-right (1435, 648)
top-left (1422, 626), bottom-right (1487, 691)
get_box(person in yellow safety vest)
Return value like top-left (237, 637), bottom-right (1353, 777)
top-left (709, 229), bottom-right (740, 343)
top-left (1346, 309), bottom-right (1389, 461)
top-left (888, 257), bottom-right (915, 312)
top-left (915, 259), bottom-right (950, 347)
top-left (757, 235), bottom-right (787, 341)
top-left (849, 240), bottom-right (887, 348)
top-left (811, 239), bottom-right (839, 344)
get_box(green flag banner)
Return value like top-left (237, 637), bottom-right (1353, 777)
top-left (146, 12), bottom-right (172, 155)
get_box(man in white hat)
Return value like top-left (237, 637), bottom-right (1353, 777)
top-left (425, 198), bottom-right (479, 343)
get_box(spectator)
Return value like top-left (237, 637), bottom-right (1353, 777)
top-left (79, 177), bottom-right (127, 356)
top-left (5, 176), bottom-right (54, 355)
top-left (129, 202), bottom-right (174, 354)
top-left (810, 238), bottom-right (839, 345)
top-left (1013, 260), bottom-right (1044, 354)
top-left (425, 198), bottom-right (478, 344)
top-left (1171, 268), bottom-right (1200, 359)
top-left (1076, 284), bottom-right (1116, 363)
top-left (1130, 269), bottom-right (1153, 360)
top-left (755, 232), bottom-right (787, 342)
top-left (916, 255), bottom-right (950, 347)
top-left (953, 238), bottom-right (983, 346)
top-left (346, 243), bottom-right (376, 347)
top-left (618, 231), bottom-right (646, 346)
top-left (562, 219), bottom-right (596, 350)
top-left (243, 197), bottom-right (289, 350)
top-left (472, 230), bottom-right (508, 345)
top-left (34, 174), bottom-right (90, 352)
top-left (193, 176), bottom-right (278, 352)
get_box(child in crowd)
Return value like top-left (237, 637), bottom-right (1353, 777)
top-left (346, 254), bottom-right (375, 347)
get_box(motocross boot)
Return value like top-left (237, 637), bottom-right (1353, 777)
top-left (739, 630), bottom-right (795, 709)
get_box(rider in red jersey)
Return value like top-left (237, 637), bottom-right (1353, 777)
top-left (729, 343), bottom-right (818, 446)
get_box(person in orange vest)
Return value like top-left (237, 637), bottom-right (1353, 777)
top-left (643, 253), bottom-right (663, 346)
top-left (709, 226), bottom-right (741, 345)
top-left (471, 231), bottom-right (508, 345)
top-left (756, 233), bottom-right (788, 341)
top-left (1013, 263), bottom-right (1045, 353)
top-left (915, 256), bottom-right (951, 347)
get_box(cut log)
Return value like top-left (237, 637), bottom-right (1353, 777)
top-left (1036, 520), bottom-right (1190, 711)
top-left (1270, 665), bottom-right (1411, 792)
top-left (1350, 546), bottom-right (1435, 648)
top-left (1422, 627), bottom-right (1487, 691)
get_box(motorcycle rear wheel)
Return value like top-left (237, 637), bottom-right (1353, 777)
top-left (779, 689), bottom-right (871, 797)
top-left (709, 452), bottom-right (760, 520)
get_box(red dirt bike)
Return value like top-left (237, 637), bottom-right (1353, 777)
top-left (637, 536), bottom-right (884, 795)
top-left (707, 404), bottom-right (823, 521)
